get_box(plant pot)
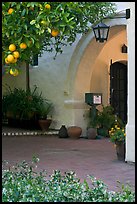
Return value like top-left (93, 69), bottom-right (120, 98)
top-left (87, 128), bottom-right (97, 139)
top-left (38, 119), bottom-right (52, 131)
top-left (67, 126), bottom-right (82, 139)
top-left (58, 125), bottom-right (68, 138)
top-left (115, 141), bottom-right (125, 161)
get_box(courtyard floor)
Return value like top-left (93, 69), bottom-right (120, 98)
top-left (2, 126), bottom-right (135, 192)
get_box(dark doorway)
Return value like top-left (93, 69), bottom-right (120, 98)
top-left (110, 61), bottom-right (127, 124)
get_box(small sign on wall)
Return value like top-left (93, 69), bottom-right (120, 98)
top-left (93, 95), bottom-right (102, 104)
top-left (85, 93), bottom-right (102, 106)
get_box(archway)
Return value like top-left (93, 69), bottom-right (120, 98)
top-left (66, 22), bottom-right (127, 132)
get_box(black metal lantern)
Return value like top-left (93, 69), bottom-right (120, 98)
top-left (92, 22), bottom-right (110, 43)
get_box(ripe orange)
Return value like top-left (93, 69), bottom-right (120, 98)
top-left (45, 4), bottom-right (51, 9)
top-left (9, 44), bottom-right (16, 52)
top-left (11, 57), bottom-right (17, 63)
top-left (13, 70), bottom-right (19, 76)
top-left (13, 51), bottom-right (20, 59)
top-left (51, 29), bottom-right (59, 37)
top-left (10, 68), bottom-right (19, 76)
top-left (8, 8), bottom-right (14, 14)
top-left (5, 57), bottom-right (10, 64)
top-left (7, 54), bottom-right (15, 63)
top-left (20, 42), bottom-right (27, 49)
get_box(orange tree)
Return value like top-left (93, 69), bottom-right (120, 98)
top-left (2, 2), bottom-right (116, 88)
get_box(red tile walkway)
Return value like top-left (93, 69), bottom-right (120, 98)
top-left (2, 128), bottom-right (135, 192)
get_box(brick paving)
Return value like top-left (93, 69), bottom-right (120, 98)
top-left (2, 126), bottom-right (135, 192)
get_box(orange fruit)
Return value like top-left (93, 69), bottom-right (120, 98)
top-left (20, 42), bottom-right (27, 49)
top-left (5, 57), bottom-right (10, 64)
top-left (45, 4), bottom-right (51, 9)
top-left (51, 29), bottom-right (59, 37)
top-left (8, 8), bottom-right (14, 14)
top-left (7, 54), bottom-right (14, 63)
top-left (13, 70), bottom-right (19, 76)
top-left (11, 58), bottom-right (17, 63)
top-left (13, 51), bottom-right (20, 59)
top-left (10, 68), bottom-right (19, 76)
top-left (9, 44), bottom-right (16, 52)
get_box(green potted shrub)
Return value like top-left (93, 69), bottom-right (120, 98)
top-left (2, 85), bottom-right (53, 130)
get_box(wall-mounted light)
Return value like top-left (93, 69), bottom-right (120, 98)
top-left (92, 22), bottom-right (110, 43)
top-left (92, 8), bottom-right (130, 43)
top-left (121, 44), bottom-right (127, 53)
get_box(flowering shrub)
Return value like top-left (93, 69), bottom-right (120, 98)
top-left (109, 124), bottom-right (126, 143)
top-left (2, 158), bottom-right (135, 202)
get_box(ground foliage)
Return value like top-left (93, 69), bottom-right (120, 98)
top-left (2, 157), bottom-right (135, 202)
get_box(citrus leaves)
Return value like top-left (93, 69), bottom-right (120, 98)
top-left (2, 2), bottom-right (116, 74)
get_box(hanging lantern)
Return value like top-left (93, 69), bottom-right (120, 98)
top-left (92, 22), bottom-right (110, 43)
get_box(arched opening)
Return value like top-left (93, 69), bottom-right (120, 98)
top-left (66, 23), bottom-right (127, 131)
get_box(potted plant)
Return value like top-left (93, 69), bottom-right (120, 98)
top-left (109, 124), bottom-right (126, 161)
top-left (86, 105), bottom-right (99, 139)
top-left (38, 101), bottom-right (53, 131)
top-left (2, 85), bottom-right (53, 130)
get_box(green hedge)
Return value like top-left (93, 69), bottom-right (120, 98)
top-left (2, 158), bottom-right (135, 202)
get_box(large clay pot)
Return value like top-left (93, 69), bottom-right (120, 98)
top-left (67, 126), bottom-right (82, 139)
top-left (87, 128), bottom-right (97, 139)
top-left (38, 119), bottom-right (52, 131)
top-left (115, 141), bottom-right (125, 161)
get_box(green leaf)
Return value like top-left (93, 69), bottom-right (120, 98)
top-left (47, 27), bottom-right (51, 33)
top-left (35, 24), bottom-right (40, 29)
top-left (21, 9), bottom-right (26, 17)
top-left (16, 4), bottom-right (20, 10)
top-left (30, 20), bottom-right (36, 25)
top-left (30, 37), bottom-right (35, 45)
top-left (24, 24), bottom-right (27, 31)
top-left (35, 42), bottom-right (40, 49)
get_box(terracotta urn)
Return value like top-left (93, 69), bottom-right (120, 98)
top-left (67, 126), bottom-right (82, 139)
